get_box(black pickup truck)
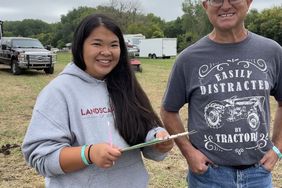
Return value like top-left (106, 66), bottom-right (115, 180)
top-left (0, 37), bottom-right (56, 75)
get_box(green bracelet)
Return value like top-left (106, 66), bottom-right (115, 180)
top-left (81, 145), bottom-right (90, 166)
top-left (272, 146), bottom-right (282, 159)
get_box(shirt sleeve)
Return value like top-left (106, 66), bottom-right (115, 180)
top-left (272, 44), bottom-right (282, 101)
top-left (22, 87), bottom-right (72, 177)
top-left (162, 56), bottom-right (187, 112)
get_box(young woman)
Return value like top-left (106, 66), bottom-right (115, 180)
top-left (22, 14), bottom-right (173, 188)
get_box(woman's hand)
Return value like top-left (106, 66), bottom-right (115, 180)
top-left (154, 130), bottom-right (174, 153)
top-left (90, 143), bottom-right (121, 168)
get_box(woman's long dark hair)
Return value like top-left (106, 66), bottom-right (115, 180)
top-left (72, 14), bottom-right (163, 146)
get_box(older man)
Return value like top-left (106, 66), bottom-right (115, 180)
top-left (161, 0), bottom-right (282, 187)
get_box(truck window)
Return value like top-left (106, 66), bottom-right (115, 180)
top-left (12, 39), bottom-right (44, 49)
top-left (6, 39), bottom-right (11, 47)
top-left (1, 38), bottom-right (7, 46)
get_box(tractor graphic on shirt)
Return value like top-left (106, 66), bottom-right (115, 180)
top-left (204, 96), bottom-right (265, 130)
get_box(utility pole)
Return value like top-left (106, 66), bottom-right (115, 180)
top-left (0, 20), bottom-right (3, 39)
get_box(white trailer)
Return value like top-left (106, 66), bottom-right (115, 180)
top-left (139, 38), bottom-right (177, 58)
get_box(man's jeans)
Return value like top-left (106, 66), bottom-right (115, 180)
top-left (187, 163), bottom-right (272, 188)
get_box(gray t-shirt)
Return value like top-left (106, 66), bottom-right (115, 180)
top-left (163, 32), bottom-right (282, 166)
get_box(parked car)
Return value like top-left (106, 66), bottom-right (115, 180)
top-left (126, 43), bottom-right (139, 57)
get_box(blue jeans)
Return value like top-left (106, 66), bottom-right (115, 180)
top-left (187, 164), bottom-right (272, 188)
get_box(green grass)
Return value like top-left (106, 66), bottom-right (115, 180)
top-left (0, 52), bottom-right (281, 188)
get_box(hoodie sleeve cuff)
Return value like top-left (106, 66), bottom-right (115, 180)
top-left (142, 127), bottom-right (168, 161)
top-left (44, 148), bottom-right (65, 177)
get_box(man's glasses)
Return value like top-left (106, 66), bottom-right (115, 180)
top-left (207, 0), bottom-right (243, 7)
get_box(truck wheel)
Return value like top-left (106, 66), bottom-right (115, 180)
top-left (137, 65), bottom-right (142, 72)
top-left (11, 60), bottom-right (22, 75)
top-left (44, 67), bottom-right (54, 74)
top-left (151, 54), bottom-right (157, 59)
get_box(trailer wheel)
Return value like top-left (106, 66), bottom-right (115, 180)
top-left (151, 54), bottom-right (157, 59)
top-left (11, 60), bottom-right (22, 75)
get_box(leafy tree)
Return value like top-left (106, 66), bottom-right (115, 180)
top-left (4, 19), bottom-right (51, 37)
top-left (127, 23), bottom-right (145, 34)
top-left (164, 17), bottom-right (185, 38)
top-left (177, 0), bottom-right (211, 51)
top-left (122, 12), bottom-right (165, 38)
top-left (246, 7), bottom-right (282, 45)
top-left (152, 30), bottom-right (164, 38)
top-left (52, 6), bottom-right (96, 48)
top-left (105, 0), bottom-right (142, 31)
top-left (245, 9), bottom-right (260, 33)
top-left (139, 13), bottom-right (165, 38)
top-left (177, 32), bottom-right (199, 51)
top-left (3, 19), bottom-right (53, 46)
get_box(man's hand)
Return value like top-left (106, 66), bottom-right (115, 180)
top-left (182, 146), bottom-right (213, 174)
top-left (260, 149), bottom-right (279, 171)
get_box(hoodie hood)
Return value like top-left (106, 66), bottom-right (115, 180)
top-left (59, 62), bottom-right (105, 84)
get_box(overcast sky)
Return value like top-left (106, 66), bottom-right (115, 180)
top-left (0, 0), bottom-right (281, 23)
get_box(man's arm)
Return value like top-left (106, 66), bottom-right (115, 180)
top-left (260, 101), bottom-right (282, 171)
top-left (160, 107), bottom-right (212, 174)
top-left (272, 101), bottom-right (282, 150)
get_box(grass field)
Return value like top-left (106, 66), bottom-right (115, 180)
top-left (0, 52), bottom-right (281, 188)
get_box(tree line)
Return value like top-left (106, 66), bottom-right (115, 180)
top-left (2, 0), bottom-right (281, 52)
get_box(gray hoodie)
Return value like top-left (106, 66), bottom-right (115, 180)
top-left (22, 63), bottom-right (167, 188)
